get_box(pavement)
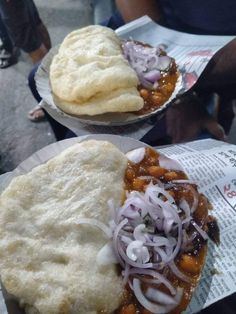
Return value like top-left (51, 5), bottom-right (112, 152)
top-left (0, 1), bottom-right (235, 174)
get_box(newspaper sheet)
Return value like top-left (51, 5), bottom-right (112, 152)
top-left (156, 139), bottom-right (236, 313)
top-left (39, 16), bottom-right (234, 139)
top-left (0, 138), bottom-right (236, 313)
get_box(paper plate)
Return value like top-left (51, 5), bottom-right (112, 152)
top-left (35, 46), bottom-right (183, 127)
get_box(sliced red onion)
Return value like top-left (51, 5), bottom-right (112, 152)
top-left (122, 263), bottom-right (130, 285)
top-left (191, 220), bottom-right (209, 240)
top-left (129, 268), bottom-right (176, 295)
top-left (162, 209), bottom-right (175, 234)
top-left (159, 155), bottom-right (184, 172)
top-left (108, 219), bottom-right (116, 231)
top-left (154, 247), bottom-right (168, 262)
top-left (173, 182), bottom-right (199, 213)
top-left (133, 279), bottom-right (181, 314)
top-left (179, 198), bottom-right (192, 228)
top-left (122, 41), bottom-right (172, 89)
top-left (76, 218), bottom-right (112, 238)
top-left (121, 205), bottom-right (141, 220)
top-left (157, 56), bottom-right (172, 71)
top-left (155, 218), bottom-right (163, 231)
top-left (118, 192), bottom-right (154, 220)
top-left (187, 185), bottom-right (199, 213)
top-left (126, 147), bottom-right (145, 164)
top-left (179, 199), bottom-right (191, 221)
top-left (96, 242), bottom-right (118, 266)
top-left (152, 198), bottom-right (182, 262)
top-left (182, 216), bottom-right (192, 226)
top-left (145, 183), bottom-right (176, 205)
top-left (147, 236), bottom-right (176, 247)
top-left (147, 55), bottom-right (159, 68)
top-left (118, 241), bottom-right (153, 268)
top-left (144, 69), bottom-right (161, 83)
top-left (112, 219), bottom-right (128, 267)
top-left (121, 235), bottom-right (133, 245)
top-left (126, 240), bottom-right (150, 263)
top-left (138, 76), bottom-right (154, 89)
top-left (146, 287), bottom-right (181, 305)
top-left (133, 224), bottom-right (147, 242)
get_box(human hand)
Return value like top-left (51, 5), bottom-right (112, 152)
top-left (166, 93), bottom-right (226, 144)
top-left (195, 38), bottom-right (236, 100)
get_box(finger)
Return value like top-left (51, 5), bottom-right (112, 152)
top-left (204, 118), bottom-right (227, 141)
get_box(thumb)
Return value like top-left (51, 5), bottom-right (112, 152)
top-left (204, 118), bottom-right (227, 141)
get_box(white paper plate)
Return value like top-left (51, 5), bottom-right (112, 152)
top-left (35, 46), bottom-right (183, 126)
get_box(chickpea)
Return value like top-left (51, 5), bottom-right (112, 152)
top-left (164, 171), bottom-right (178, 181)
top-left (162, 83), bottom-right (173, 95)
top-left (132, 178), bottom-right (145, 190)
top-left (121, 304), bottom-right (136, 314)
top-left (148, 166), bottom-right (167, 178)
top-left (151, 93), bottom-right (163, 105)
top-left (139, 89), bottom-right (149, 99)
top-left (126, 168), bottom-right (135, 181)
top-left (148, 156), bottom-right (157, 165)
top-left (179, 254), bottom-right (201, 274)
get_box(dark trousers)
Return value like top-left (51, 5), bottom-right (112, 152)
top-left (28, 64), bottom-right (73, 141)
top-left (0, 14), bottom-right (13, 52)
top-left (0, 0), bottom-right (42, 52)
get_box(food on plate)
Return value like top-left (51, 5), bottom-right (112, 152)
top-left (113, 146), bottom-right (219, 313)
top-left (122, 41), bottom-right (178, 115)
top-left (0, 140), bottom-right (219, 314)
top-left (49, 25), bottom-right (178, 117)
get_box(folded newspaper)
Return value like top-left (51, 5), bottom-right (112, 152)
top-left (0, 137), bottom-right (235, 313)
top-left (37, 15), bottom-right (234, 138)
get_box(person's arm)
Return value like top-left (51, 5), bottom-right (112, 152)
top-left (194, 38), bottom-right (236, 100)
top-left (115, 0), bottom-right (162, 23)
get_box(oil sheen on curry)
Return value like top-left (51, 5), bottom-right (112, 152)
top-left (112, 147), bottom-right (219, 314)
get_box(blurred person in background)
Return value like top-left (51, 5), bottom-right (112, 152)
top-left (115, 0), bottom-right (236, 143)
top-left (0, 0), bottom-right (51, 121)
top-left (0, 15), bottom-right (18, 68)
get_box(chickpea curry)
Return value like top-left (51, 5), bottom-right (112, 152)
top-left (122, 40), bottom-right (178, 117)
top-left (112, 147), bottom-right (219, 314)
top-left (137, 62), bottom-right (178, 116)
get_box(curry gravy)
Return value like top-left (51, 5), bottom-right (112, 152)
top-left (115, 147), bottom-right (212, 314)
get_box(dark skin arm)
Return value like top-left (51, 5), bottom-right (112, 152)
top-left (167, 39), bottom-right (236, 143)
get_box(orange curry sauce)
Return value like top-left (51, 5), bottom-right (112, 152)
top-left (114, 148), bottom-right (211, 314)
top-left (136, 62), bottom-right (178, 116)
